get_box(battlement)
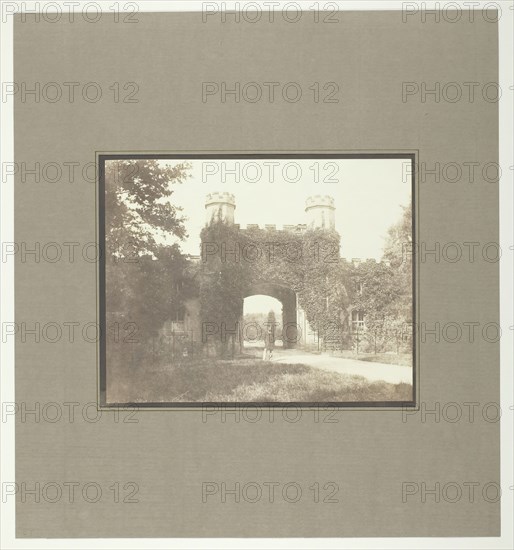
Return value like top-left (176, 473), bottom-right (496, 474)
top-left (305, 195), bottom-right (335, 210)
top-left (189, 253), bottom-right (388, 265)
top-left (205, 192), bottom-right (236, 225)
top-left (345, 257), bottom-right (390, 267)
top-left (205, 192), bottom-right (336, 231)
top-left (239, 223), bottom-right (308, 233)
top-left (205, 192), bottom-right (236, 207)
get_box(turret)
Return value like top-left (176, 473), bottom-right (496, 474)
top-left (305, 195), bottom-right (335, 230)
top-left (205, 192), bottom-right (236, 225)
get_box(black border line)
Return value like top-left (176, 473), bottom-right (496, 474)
top-left (98, 152), bottom-right (418, 410)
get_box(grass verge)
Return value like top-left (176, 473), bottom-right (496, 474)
top-left (107, 356), bottom-right (412, 403)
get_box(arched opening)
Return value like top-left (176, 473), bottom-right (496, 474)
top-left (242, 295), bottom-right (283, 352)
top-left (238, 281), bottom-right (298, 353)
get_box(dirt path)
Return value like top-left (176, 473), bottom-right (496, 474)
top-left (268, 348), bottom-right (413, 385)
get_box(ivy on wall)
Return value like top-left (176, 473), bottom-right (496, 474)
top-left (199, 205), bottom-right (412, 355)
top-left (199, 222), bottom-right (352, 347)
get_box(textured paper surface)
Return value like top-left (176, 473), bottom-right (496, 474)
top-left (14, 12), bottom-right (499, 537)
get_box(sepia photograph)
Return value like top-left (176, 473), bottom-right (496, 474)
top-left (5, 2), bottom-right (508, 544)
top-left (101, 155), bottom-right (415, 406)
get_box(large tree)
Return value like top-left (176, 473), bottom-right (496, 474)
top-left (105, 159), bottom-right (192, 343)
top-left (383, 202), bottom-right (412, 272)
top-left (105, 159), bottom-right (190, 260)
top-left (382, 201), bottom-right (413, 324)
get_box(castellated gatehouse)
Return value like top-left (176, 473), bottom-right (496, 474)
top-left (162, 192), bottom-right (376, 358)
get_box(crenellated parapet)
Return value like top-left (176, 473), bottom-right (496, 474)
top-left (305, 195), bottom-right (335, 209)
top-left (204, 192), bottom-right (337, 232)
top-left (305, 195), bottom-right (336, 230)
top-left (239, 223), bottom-right (308, 233)
top-left (344, 257), bottom-right (391, 267)
top-left (205, 192), bottom-right (236, 207)
top-left (205, 192), bottom-right (236, 224)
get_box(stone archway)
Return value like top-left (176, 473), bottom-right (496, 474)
top-left (240, 281), bottom-right (298, 350)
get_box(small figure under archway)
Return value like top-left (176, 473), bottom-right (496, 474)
top-left (262, 324), bottom-right (276, 361)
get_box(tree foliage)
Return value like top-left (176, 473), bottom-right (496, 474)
top-left (350, 203), bottom-right (413, 353)
top-left (105, 159), bottom-right (193, 342)
top-left (105, 159), bottom-right (190, 261)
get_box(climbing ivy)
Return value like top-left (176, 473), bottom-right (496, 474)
top-left (199, 222), bottom-right (352, 349)
top-left (199, 212), bottom-right (412, 356)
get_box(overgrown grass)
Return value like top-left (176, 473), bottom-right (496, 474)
top-left (107, 356), bottom-right (412, 403)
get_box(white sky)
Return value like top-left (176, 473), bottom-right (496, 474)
top-left (244, 295), bottom-right (283, 318)
top-left (158, 158), bottom-right (411, 261)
